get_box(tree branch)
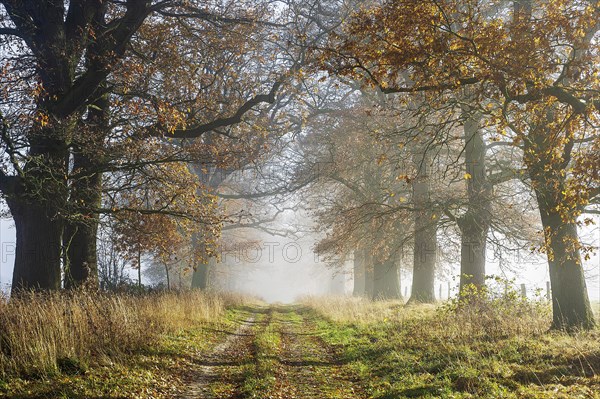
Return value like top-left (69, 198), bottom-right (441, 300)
top-left (52, 0), bottom-right (152, 117)
top-left (167, 81), bottom-right (282, 139)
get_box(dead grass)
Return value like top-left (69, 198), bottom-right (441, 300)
top-left (300, 295), bottom-right (436, 324)
top-left (302, 293), bottom-right (551, 338)
top-left (0, 290), bottom-right (250, 378)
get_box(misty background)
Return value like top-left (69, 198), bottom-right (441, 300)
top-left (2, 211), bottom-right (598, 302)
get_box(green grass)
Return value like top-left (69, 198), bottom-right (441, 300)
top-left (242, 307), bottom-right (279, 397)
top-left (241, 305), bottom-right (368, 398)
top-left (307, 297), bottom-right (600, 399)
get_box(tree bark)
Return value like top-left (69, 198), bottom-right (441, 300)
top-left (541, 212), bottom-right (594, 330)
top-left (373, 254), bottom-right (401, 300)
top-left (64, 151), bottom-right (102, 289)
top-left (190, 226), bottom-right (215, 290)
top-left (525, 128), bottom-right (595, 330)
top-left (458, 103), bottom-right (490, 293)
top-left (164, 262), bottom-right (170, 290)
top-left (531, 176), bottom-right (595, 330)
top-left (458, 216), bottom-right (487, 291)
top-left (8, 128), bottom-right (70, 294)
top-left (137, 249), bottom-right (142, 288)
top-left (364, 251), bottom-right (374, 299)
top-left (353, 248), bottom-right (366, 296)
top-left (409, 151), bottom-right (437, 303)
top-left (191, 257), bottom-right (214, 289)
top-left (9, 200), bottom-right (63, 292)
top-left (192, 262), bottom-right (210, 290)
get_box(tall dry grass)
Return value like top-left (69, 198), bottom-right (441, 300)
top-left (0, 290), bottom-right (248, 378)
top-left (302, 294), bottom-right (551, 339)
top-left (301, 295), bottom-right (435, 324)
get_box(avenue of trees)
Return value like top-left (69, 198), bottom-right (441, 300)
top-left (310, 0), bottom-right (600, 330)
top-left (0, 0), bottom-right (599, 332)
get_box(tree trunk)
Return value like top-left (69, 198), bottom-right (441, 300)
top-left (545, 224), bottom-right (594, 330)
top-left (164, 262), bottom-right (170, 290)
top-left (64, 156), bottom-right (102, 289)
top-left (373, 254), bottom-right (401, 300)
top-left (191, 258), bottom-right (214, 289)
top-left (8, 133), bottom-right (69, 294)
top-left (409, 151), bottom-right (437, 303)
top-left (353, 248), bottom-right (366, 296)
top-left (64, 90), bottom-right (107, 289)
top-left (364, 252), bottom-right (374, 299)
top-left (536, 190), bottom-right (595, 330)
top-left (64, 216), bottom-right (100, 289)
top-left (525, 127), bottom-right (595, 330)
top-left (458, 99), bottom-right (490, 293)
top-left (410, 226), bottom-right (437, 303)
top-left (190, 227), bottom-right (216, 290)
top-left (458, 217), bottom-right (487, 292)
top-left (137, 249), bottom-right (142, 288)
top-left (9, 201), bottom-right (63, 292)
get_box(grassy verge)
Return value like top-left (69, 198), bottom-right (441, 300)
top-left (0, 290), bottom-right (251, 398)
top-left (304, 296), bottom-right (600, 399)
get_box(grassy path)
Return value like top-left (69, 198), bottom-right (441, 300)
top-left (180, 306), bottom-right (264, 398)
top-left (268, 306), bottom-right (365, 399)
top-left (183, 302), bottom-right (600, 399)
top-left (184, 305), bottom-right (365, 399)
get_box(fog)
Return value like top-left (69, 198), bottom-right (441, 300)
top-left (205, 209), bottom-right (352, 303)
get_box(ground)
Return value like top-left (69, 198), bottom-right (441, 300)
top-left (2, 299), bottom-right (600, 398)
top-left (180, 305), bottom-right (366, 399)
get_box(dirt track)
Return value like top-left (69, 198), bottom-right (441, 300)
top-left (181, 306), bottom-right (365, 399)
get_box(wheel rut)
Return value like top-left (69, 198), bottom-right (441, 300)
top-left (270, 306), bottom-right (365, 399)
top-left (180, 307), bottom-right (268, 399)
